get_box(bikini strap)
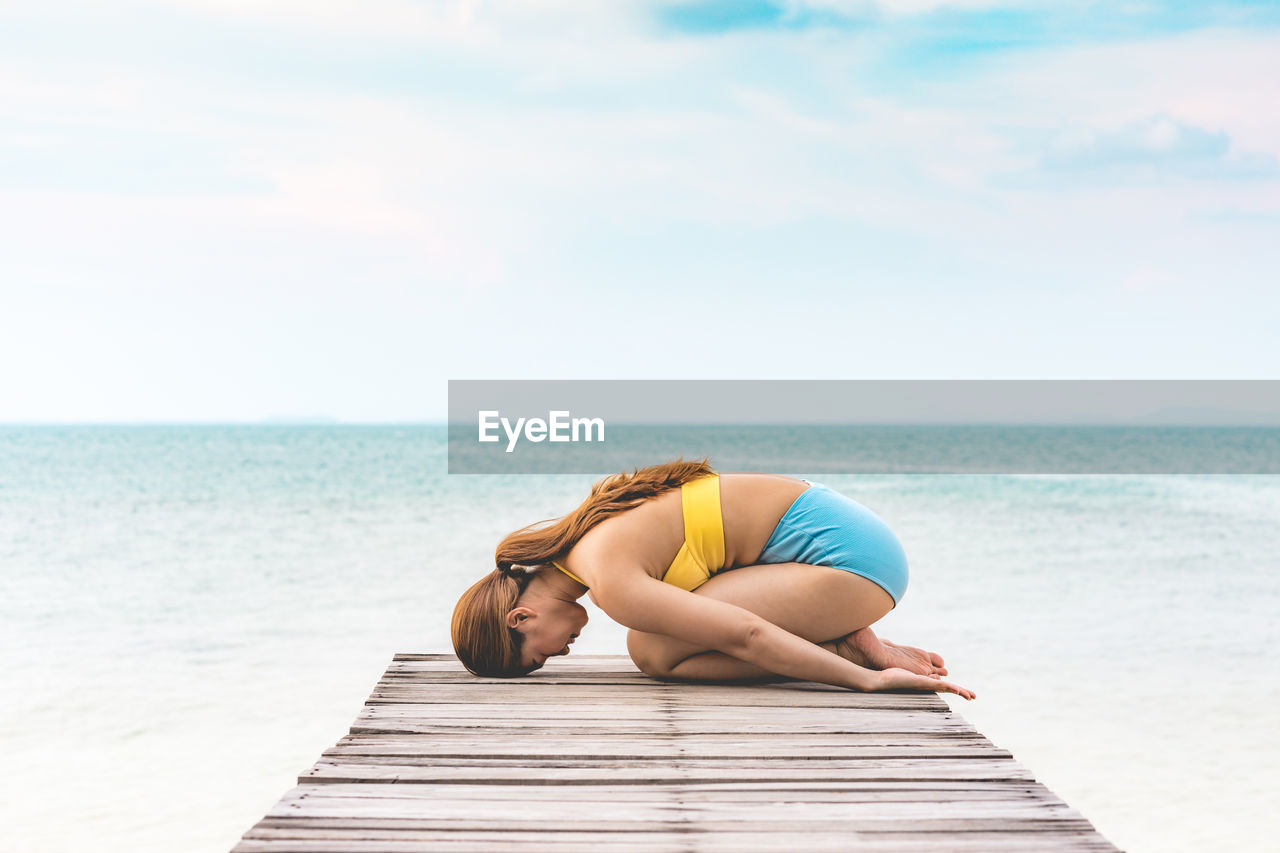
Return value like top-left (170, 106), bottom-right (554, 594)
top-left (552, 559), bottom-right (589, 588)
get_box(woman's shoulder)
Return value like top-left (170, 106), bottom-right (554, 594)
top-left (558, 488), bottom-right (685, 585)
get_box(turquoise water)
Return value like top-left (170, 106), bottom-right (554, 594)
top-left (2, 426), bottom-right (1277, 851)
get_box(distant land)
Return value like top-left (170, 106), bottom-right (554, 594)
top-left (1129, 406), bottom-right (1280, 426)
top-left (260, 415), bottom-right (342, 424)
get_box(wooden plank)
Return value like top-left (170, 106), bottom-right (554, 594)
top-left (366, 689), bottom-right (947, 710)
top-left (299, 758), bottom-right (1036, 784)
top-left (267, 782), bottom-right (1055, 803)
top-left (327, 732), bottom-right (1007, 755)
top-left (249, 817), bottom-right (1099, 833)
top-left (349, 720), bottom-right (980, 735)
top-left (235, 830), bottom-right (1118, 853)
top-left (330, 730), bottom-right (1001, 744)
top-left (323, 743), bottom-right (1013, 760)
top-left (351, 705), bottom-right (979, 734)
top-left (268, 790), bottom-right (1081, 821)
top-left (356, 703), bottom-right (966, 719)
top-left (236, 836), bottom-right (1119, 853)
top-left (265, 780), bottom-right (1057, 799)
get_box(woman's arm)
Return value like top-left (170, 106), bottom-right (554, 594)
top-left (591, 570), bottom-right (974, 699)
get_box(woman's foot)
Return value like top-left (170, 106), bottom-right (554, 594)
top-left (882, 638), bottom-right (946, 675)
top-left (836, 627), bottom-right (947, 676)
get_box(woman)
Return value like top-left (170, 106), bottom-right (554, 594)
top-left (452, 459), bottom-right (975, 699)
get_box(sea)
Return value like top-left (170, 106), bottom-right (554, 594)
top-left (1, 425), bottom-right (1276, 852)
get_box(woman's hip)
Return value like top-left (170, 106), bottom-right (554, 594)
top-left (756, 481), bottom-right (909, 606)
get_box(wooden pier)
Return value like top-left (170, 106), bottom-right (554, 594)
top-left (233, 654), bottom-right (1119, 852)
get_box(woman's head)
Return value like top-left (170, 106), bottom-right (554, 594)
top-left (451, 563), bottom-right (588, 676)
top-left (452, 457), bottom-right (715, 677)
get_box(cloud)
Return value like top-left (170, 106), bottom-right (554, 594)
top-left (874, 0), bottom-right (1032, 12)
top-left (649, 0), bottom-right (1050, 36)
top-left (1038, 114), bottom-right (1279, 180)
top-left (1046, 114), bottom-right (1226, 167)
top-left (652, 0), bottom-right (879, 34)
top-left (649, 0), bottom-right (1280, 43)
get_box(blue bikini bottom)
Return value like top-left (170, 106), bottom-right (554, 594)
top-left (757, 480), bottom-right (909, 607)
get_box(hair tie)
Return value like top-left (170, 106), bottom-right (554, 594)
top-left (498, 561), bottom-right (531, 581)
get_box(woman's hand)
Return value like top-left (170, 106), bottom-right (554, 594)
top-left (875, 667), bottom-right (976, 700)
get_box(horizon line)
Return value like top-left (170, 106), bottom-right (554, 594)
top-left (3, 420), bottom-right (1280, 428)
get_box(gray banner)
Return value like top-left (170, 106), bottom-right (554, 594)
top-left (447, 380), bottom-right (1280, 474)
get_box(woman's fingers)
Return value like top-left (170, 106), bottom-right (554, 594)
top-left (938, 680), bottom-right (976, 700)
top-left (925, 673), bottom-right (976, 700)
top-left (877, 667), bottom-right (976, 700)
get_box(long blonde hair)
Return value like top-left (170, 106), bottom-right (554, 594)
top-left (451, 458), bottom-right (715, 676)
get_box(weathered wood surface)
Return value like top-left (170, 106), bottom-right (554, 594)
top-left (234, 654), bottom-right (1120, 852)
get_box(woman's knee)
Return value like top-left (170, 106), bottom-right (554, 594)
top-left (626, 629), bottom-right (669, 677)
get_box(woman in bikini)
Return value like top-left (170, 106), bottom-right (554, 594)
top-left (451, 458), bottom-right (975, 699)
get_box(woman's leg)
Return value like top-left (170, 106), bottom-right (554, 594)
top-left (626, 562), bottom-right (943, 681)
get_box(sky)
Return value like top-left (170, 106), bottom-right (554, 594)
top-left (2, 1), bottom-right (1278, 422)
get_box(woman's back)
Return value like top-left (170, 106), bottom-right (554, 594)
top-left (555, 472), bottom-right (810, 588)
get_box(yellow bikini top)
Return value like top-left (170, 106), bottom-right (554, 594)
top-left (551, 474), bottom-right (726, 592)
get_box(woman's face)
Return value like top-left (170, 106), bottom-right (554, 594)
top-left (511, 597), bottom-right (589, 671)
